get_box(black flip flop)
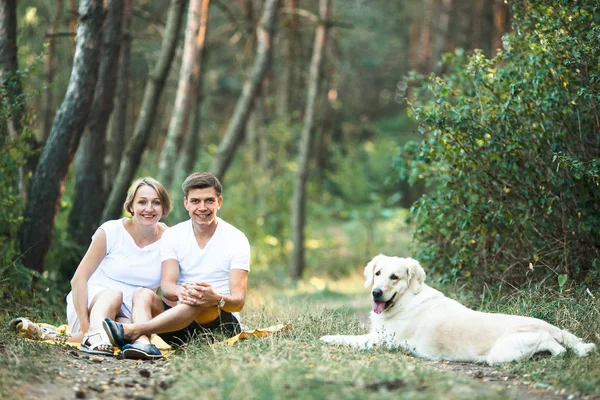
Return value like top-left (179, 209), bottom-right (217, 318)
top-left (102, 318), bottom-right (130, 349)
top-left (122, 342), bottom-right (163, 360)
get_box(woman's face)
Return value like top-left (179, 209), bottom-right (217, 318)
top-left (131, 185), bottom-right (163, 225)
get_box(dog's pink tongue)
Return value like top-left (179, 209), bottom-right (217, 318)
top-left (372, 301), bottom-right (386, 314)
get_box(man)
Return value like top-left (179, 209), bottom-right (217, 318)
top-left (102, 172), bottom-right (250, 359)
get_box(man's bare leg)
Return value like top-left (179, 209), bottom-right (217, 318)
top-left (119, 304), bottom-right (219, 342)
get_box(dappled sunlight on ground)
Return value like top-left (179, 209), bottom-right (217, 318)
top-left (291, 273), bottom-right (367, 296)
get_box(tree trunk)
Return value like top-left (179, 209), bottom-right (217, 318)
top-left (68, 0), bottom-right (78, 43)
top-left (40, 0), bottom-right (63, 144)
top-left (105, 0), bottom-right (132, 185)
top-left (471, 0), bottom-right (484, 50)
top-left (492, 0), bottom-right (507, 54)
top-left (275, 0), bottom-right (297, 119)
top-left (408, 15), bottom-right (421, 72)
top-left (172, 0), bottom-right (211, 223)
top-left (18, 0), bottom-right (104, 273)
top-left (158, 0), bottom-right (210, 190)
top-left (290, 0), bottom-right (330, 280)
top-left (315, 64), bottom-right (335, 181)
top-left (450, 0), bottom-right (471, 51)
top-left (68, 0), bottom-right (123, 255)
top-left (416, 0), bottom-right (434, 73)
top-left (0, 0), bottom-right (38, 196)
top-left (171, 84), bottom-right (204, 223)
top-left (0, 0), bottom-right (22, 140)
top-left (102, 0), bottom-right (186, 222)
top-left (429, 0), bottom-right (452, 74)
top-left (246, 90), bottom-right (265, 165)
top-left (209, 0), bottom-right (279, 182)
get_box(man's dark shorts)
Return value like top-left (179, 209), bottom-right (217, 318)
top-left (157, 300), bottom-right (242, 347)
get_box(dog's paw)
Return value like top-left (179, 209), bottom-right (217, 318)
top-left (576, 342), bottom-right (596, 357)
top-left (320, 335), bottom-right (339, 344)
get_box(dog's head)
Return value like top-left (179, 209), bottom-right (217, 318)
top-left (363, 254), bottom-right (426, 314)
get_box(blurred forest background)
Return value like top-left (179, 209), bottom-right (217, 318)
top-left (1, 0), bottom-right (598, 312)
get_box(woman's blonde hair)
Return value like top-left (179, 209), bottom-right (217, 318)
top-left (123, 177), bottom-right (172, 219)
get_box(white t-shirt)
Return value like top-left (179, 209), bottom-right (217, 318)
top-left (160, 218), bottom-right (250, 318)
top-left (66, 218), bottom-right (165, 332)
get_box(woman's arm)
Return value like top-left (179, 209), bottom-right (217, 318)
top-left (69, 229), bottom-right (107, 334)
top-left (160, 259), bottom-right (182, 304)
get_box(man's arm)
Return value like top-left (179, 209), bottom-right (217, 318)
top-left (218, 269), bottom-right (248, 312)
top-left (161, 259), bottom-right (182, 304)
top-left (182, 270), bottom-right (248, 312)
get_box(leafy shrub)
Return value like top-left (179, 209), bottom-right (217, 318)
top-left (401, 0), bottom-right (600, 287)
top-left (0, 71), bottom-right (34, 303)
top-left (0, 56), bottom-right (66, 321)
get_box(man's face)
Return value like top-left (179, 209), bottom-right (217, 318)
top-left (184, 187), bottom-right (223, 228)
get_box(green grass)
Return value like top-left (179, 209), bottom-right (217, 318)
top-left (1, 275), bottom-right (598, 399)
top-left (0, 329), bottom-right (58, 399)
top-left (479, 286), bottom-right (600, 396)
top-left (159, 277), bottom-right (600, 399)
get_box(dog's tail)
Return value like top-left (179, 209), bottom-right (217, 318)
top-left (550, 327), bottom-right (596, 356)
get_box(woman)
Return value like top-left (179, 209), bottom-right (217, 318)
top-left (65, 177), bottom-right (170, 358)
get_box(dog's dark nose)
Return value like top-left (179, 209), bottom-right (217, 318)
top-left (372, 288), bottom-right (383, 299)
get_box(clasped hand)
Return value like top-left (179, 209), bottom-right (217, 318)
top-left (179, 282), bottom-right (218, 307)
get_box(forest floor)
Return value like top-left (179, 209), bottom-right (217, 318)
top-left (9, 331), bottom-right (597, 400)
top-left (5, 275), bottom-right (598, 399)
top-left (12, 346), bottom-right (173, 400)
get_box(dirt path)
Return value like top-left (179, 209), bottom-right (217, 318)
top-left (12, 338), bottom-right (597, 399)
top-left (434, 361), bottom-right (596, 400)
top-left (16, 347), bottom-right (173, 400)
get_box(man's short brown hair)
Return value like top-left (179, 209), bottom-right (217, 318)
top-left (123, 177), bottom-right (172, 219)
top-left (182, 172), bottom-right (223, 198)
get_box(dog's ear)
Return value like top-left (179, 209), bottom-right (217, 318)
top-left (364, 255), bottom-right (382, 287)
top-left (407, 258), bottom-right (426, 294)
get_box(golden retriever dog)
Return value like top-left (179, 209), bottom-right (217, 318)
top-left (320, 255), bottom-right (596, 365)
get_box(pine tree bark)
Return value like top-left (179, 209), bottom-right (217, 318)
top-left (492, 0), bottom-right (507, 54)
top-left (276, 0), bottom-right (297, 119)
top-left (429, 0), bottom-right (452, 73)
top-left (0, 0), bottom-right (39, 196)
top-left (18, 0), bottom-right (104, 272)
top-left (416, 0), bottom-right (434, 73)
top-left (0, 0), bottom-right (22, 140)
top-left (290, 0), bottom-right (330, 280)
top-left (40, 0), bottom-right (63, 144)
top-left (174, 0), bottom-right (211, 188)
top-left (68, 0), bottom-right (78, 42)
top-left (102, 0), bottom-right (186, 222)
top-left (209, 0), bottom-right (279, 182)
top-left (68, 0), bottom-right (123, 254)
top-left (471, 0), bottom-right (484, 50)
top-left (171, 82), bottom-right (205, 222)
top-left (408, 16), bottom-right (421, 72)
top-left (105, 0), bottom-right (132, 185)
top-left (158, 0), bottom-right (210, 190)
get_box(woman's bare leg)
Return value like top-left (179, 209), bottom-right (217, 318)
top-left (129, 288), bottom-right (165, 344)
top-left (85, 289), bottom-right (124, 351)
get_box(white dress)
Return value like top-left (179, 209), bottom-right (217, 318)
top-left (66, 219), bottom-right (165, 333)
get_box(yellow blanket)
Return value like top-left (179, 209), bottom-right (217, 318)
top-left (14, 319), bottom-right (292, 357)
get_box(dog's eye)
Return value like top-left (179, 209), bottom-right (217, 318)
top-left (375, 271), bottom-right (381, 276)
top-left (390, 274), bottom-right (399, 280)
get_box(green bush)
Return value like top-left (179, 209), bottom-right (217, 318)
top-left (0, 72), bottom-right (34, 304)
top-left (401, 0), bottom-right (600, 287)
top-left (0, 56), bottom-right (65, 322)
